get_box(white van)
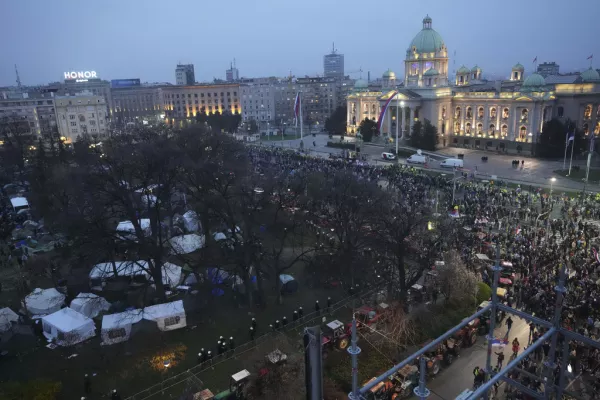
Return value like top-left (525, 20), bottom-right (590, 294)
top-left (406, 154), bottom-right (427, 164)
top-left (381, 152), bottom-right (396, 161)
top-left (440, 158), bottom-right (464, 168)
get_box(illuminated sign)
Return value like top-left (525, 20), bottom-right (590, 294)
top-left (64, 71), bottom-right (98, 81)
top-left (111, 79), bottom-right (141, 88)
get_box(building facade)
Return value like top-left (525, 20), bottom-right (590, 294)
top-left (175, 64), bottom-right (195, 86)
top-left (161, 84), bottom-right (240, 123)
top-left (240, 78), bottom-right (276, 133)
top-left (324, 47), bottom-right (345, 79)
top-left (537, 62), bottom-right (560, 77)
top-left (111, 85), bottom-right (164, 127)
top-left (347, 15), bottom-right (600, 152)
top-left (0, 92), bottom-right (57, 141)
top-left (226, 61), bottom-right (240, 82)
top-left (54, 93), bottom-right (108, 143)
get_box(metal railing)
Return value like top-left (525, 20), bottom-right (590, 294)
top-left (127, 282), bottom-right (385, 400)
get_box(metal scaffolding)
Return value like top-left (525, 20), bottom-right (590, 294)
top-left (349, 242), bottom-right (600, 399)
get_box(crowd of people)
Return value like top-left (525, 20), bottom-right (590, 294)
top-left (250, 145), bottom-right (600, 397)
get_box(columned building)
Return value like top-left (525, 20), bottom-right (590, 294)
top-left (346, 15), bottom-right (600, 152)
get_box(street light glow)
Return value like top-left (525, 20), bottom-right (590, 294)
top-left (550, 177), bottom-right (556, 182)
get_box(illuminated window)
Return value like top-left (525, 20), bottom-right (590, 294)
top-left (465, 122), bottom-right (471, 134)
top-left (584, 104), bottom-right (592, 120)
top-left (519, 126), bottom-right (527, 140)
top-left (477, 107), bottom-right (484, 119)
top-left (454, 121), bottom-right (460, 133)
top-left (521, 109), bottom-right (528, 122)
top-left (489, 124), bottom-right (495, 134)
top-left (595, 122), bottom-right (600, 134)
top-left (455, 107), bottom-right (461, 119)
top-left (502, 108), bottom-right (509, 119)
top-left (501, 124), bottom-right (508, 136)
top-left (442, 107), bottom-right (447, 119)
top-left (583, 123), bottom-right (589, 135)
top-left (466, 107), bottom-right (472, 119)
top-left (477, 123), bottom-right (483, 133)
top-left (490, 108), bottom-right (497, 118)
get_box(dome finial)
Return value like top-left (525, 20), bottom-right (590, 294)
top-left (423, 15), bottom-right (432, 29)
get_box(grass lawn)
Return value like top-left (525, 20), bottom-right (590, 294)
top-left (554, 168), bottom-right (600, 183)
top-left (261, 134), bottom-right (300, 141)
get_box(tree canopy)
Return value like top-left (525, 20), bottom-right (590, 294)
top-left (325, 105), bottom-right (347, 135)
top-left (359, 118), bottom-right (378, 142)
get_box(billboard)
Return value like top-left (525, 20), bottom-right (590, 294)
top-left (111, 79), bottom-right (141, 88)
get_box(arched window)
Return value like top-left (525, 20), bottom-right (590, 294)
top-left (489, 124), bottom-right (495, 134)
top-left (584, 105), bottom-right (592, 120)
top-left (557, 106), bottom-right (564, 117)
top-left (441, 123), bottom-right (446, 134)
top-left (466, 107), bottom-right (473, 119)
top-left (364, 104), bottom-right (369, 112)
top-left (502, 108), bottom-right (509, 119)
top-left (519, 126), bottom-right (527, 140)
top-left (477, 123), bottom-right (483, 134)
top-left (477, 107), bottom-right (484, 119)
top-left (521, 109), bottom-right (528, 122)
top-left (583, 123), bottom-right (589, 135)
top-left (454, 121), bottom-right (460, 133)
top-left (597, 105), bottom-right (600, 118)
top-left (465, 122), bottom-right (472, 134)
top-left (595, 122), bottom-right (600, 135)
top-left (372, 104), bottom-right (376, 114)
top-left (501, 124), bottom-right (508, 136)
top-left (455, 107), bottom-right (461, 119)
top-left (490, 108), bottom-right (497, 118)
top-left (442, 107), bottom-right (447, 119)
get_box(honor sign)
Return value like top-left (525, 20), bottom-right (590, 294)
top-left (64, 71), bottom-right (98, 82)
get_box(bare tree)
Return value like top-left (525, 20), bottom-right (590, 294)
top-left (438, 250), bottom-right (479, 305)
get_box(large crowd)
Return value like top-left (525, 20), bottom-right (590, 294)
top-left (250, 145), bottom-right (600, 397)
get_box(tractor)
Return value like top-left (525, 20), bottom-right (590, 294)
top-left (212, 369), bottom-right (250, 399)
top-left (322, 320), bottom-right (350, 352)
top-left (417, 340), bottom-right (445, 375)
top-left (354, 303), bottom-right (392, 331)
top-left (389, 365), bottom-right (419, 399)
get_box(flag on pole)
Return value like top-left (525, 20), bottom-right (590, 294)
top-left (532, 56), bottom-right (537, 63)
top-left (588, 54), bottom-right (594, 60)
top-left (491, 337), bottom-right (508, 347)
top-left (590, 133), bottom-right (595, 153)
top-left (376, 91), bottom-right (398, 132)
top-left (565, 131), bottom-right (575, 144)
top-left (293, 93), bottom-right (300, 126)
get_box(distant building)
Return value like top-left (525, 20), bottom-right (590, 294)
top-left (110, 84), bottom-right (163, 127)
top-left (239, 78), bottom-right (276, 133)
top-left (62, 75), bottom-right (112, 116)
top-left (537, 62), bottom-right (560, 77)
top-left (0, 91), bottom-right (57, 139)
top-left (226, 60), bottom-right (240, 82)
top-left (175, 64), bottom-right (195, 85)
top-left (54, 92), bottom-right (108, 143)
top-left (160, 83), bottom-right (240, 126)
top-left (324, 45), bottom-right (344, 80)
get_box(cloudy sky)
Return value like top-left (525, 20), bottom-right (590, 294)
top-left (1, 0), bottom-right (598, 86)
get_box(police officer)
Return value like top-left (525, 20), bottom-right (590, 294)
top-left (274, 319), bottom-right (280, 330)
top-left (112, 389), bottom-right (122, 400)
top-left (229, 337), bottom-right (235, 350)
top-left (251, 318), bottom-right (257, 330)
top-left (315, 300), bottom-right (320, 315)
top-left (282, 316), bottom-right (288, 327)
top-left (293, 310), bottom-right (299, 321)
top-left (84, 374), bottom-right (91, 395)
top-left (207, 350), bottom-right (213, 361)
top-left (298, 307), bottom-right (304, 318)
top-left (327, 297), bottom-right (332, 312)
top-left (249, 326), bottom-right (255, 340)
top-left (197, 350), bottom-right (204, 364)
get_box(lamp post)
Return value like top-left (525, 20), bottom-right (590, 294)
top-left (550, 177), bottom-right (556, 196)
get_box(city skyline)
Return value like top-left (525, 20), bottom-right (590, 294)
top-left (1, 0), bottom-right (599, 86)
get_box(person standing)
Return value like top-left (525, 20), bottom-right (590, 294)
top-left (506, 316), bottom-right (513, 335)
top-left (495, 350), bottom-right (505, 369)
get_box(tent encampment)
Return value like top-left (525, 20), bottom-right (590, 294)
top-left (70, 293), bottom-right (111, 319)
top-left (41, 307), bottom-right (96, 346)
top-left (182, 211), bottom-right (200, 233)
top-left (169, 234), bottom-right (205, 255)
top-left (0, 307), bottom-right (19, 333)
top-left (143, 300), bottom-right (186, 331)
top-left (101, 309), bottom-right (143, 345)
top-left (279, 274), bottom-right (299, 294)
top-left (24, 288), bottom-right (66, 316)
top-left (89, 261), bottom-right (183, 290)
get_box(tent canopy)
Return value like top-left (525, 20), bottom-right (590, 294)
top-left (143, 300), bottom-right (184, 320)
top-left (183, 211), bottom-right (200, 233)
top-left (0, 307), bottom-right (19, 333)
top-left (90, 261), bottom-right (150, 280)
top-left (70, 293), bottom-right (111, 319)
top-left (102, 309), bottom-right (143, 330)
top-left (161, 262), bottom-right (183, 288)
top-left (42, 307), bottom-right (96, 346)
top-left (10, 197), bottom-right (29, 209)
top-left (169, 234), bottom-right (205, 254)
top-left (24, 288), bottom-right (65, 315)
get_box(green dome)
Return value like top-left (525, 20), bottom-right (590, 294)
top-left (471, 65), bottom-right (481, 72)
top-left (423, 68), bottom-right (439, 76)
top-left (409, 16), bottom-right (445, 53)
top-left (354, 79), bottom-right (368, 89)
top-left (513, 63), bottom-right (524, 70)
top-left (382, 69), bottom-right (396, 79)
top-left (522, 73), bottom-right (546, 88)
top-left (581, 67), bottom-right (600, 82)
top-left (457, 65), bottom-right (470, 74)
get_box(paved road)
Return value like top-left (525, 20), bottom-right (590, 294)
top-left (259, 135), bottom-right (599, 193)
top-left (423, 317), bottom-right (530, 399)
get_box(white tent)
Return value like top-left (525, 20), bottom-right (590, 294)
top-left (10, 197), bottom-right (29, 212)
top-left (24, 288), bottom-right (66, 316)
top-left (213, 232), bottom-right (227, 241)
top-left (0, 307), bottom-right (19, 333)
top-left (161, 262), bottom-right (183, 288)
top-left (182, 210), bottom-right (200, 233)
top-left (169, 234), bottom-right (205, 255)
top-left (41, 307), bottom-right (96, 346)
top-left (90, 261), bottom-right (150, 282)
top-left (116, 219), bottom-right (151, 240)
top-left (101, 309), bottom-right (143, 345)
top-left (70, 293), bottom-right (111, 319)
top-left (143, 300), bottom-right (186, 331)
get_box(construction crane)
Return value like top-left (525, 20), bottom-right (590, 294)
top-left (346, 68), bottom-right (363, 78)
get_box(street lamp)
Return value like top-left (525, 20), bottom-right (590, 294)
top-left (550, 177), bottom-right (556, 196)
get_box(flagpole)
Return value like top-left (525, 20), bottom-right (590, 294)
top-left (395, 94), bottom-right (399, 155)
top-left (299, 93), bottom-right (303, 143)
top-left (568, 135), bottom-right (575, 176)
top-left (563, 136), bottom-right (568, 171)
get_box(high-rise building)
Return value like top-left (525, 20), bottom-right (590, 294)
top-left (537, 62), bottom-right (560, 77)
top-left (0, 91), bottom-right (57, 139)
top-left (175, 64), bottom-right (195, 85)
top-left (226, 60), bottom-right (240, 82)
top-left (54, 92), bottom-right (108, 143)
top-left (323, 44), bottom-right (344, 79)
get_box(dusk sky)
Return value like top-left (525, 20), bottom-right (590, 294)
top-left (2, 0), bottom-right (599, 86)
